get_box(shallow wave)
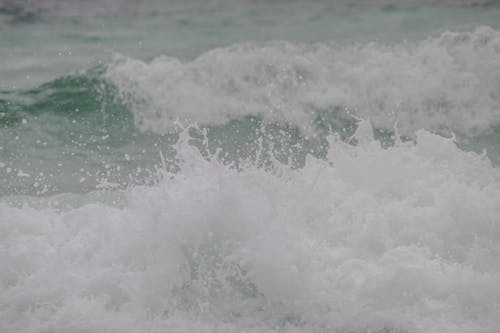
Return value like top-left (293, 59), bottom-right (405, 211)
top-left (1, 125), bottom-right (500, 333)
top-left (108, 26), bottom-right (500, 137)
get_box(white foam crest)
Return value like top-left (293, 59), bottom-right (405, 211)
top-left (1, 127), bottom-right (500, 333)
top-left (107, 26), bottom-right (500, 137)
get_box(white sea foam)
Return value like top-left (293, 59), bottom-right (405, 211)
top-left (1, 125), bottom-right (500, 333)
top-left (107, 26), bottom-right (500, 137)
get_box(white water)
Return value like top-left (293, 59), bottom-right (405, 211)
top-left (2, 125), bottom-right (500, 333)
top-left (2, 0), bottom-right (500, 331)
top-left (108, 27), bottom-right (500, 137)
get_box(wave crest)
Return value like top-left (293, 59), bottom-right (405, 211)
top-left (108, 26), bottom-right (500, 137)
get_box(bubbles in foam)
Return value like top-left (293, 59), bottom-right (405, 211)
top-left (1, 125), bottom-right (500, 333)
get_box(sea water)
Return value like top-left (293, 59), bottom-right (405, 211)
top-left (1, 1), bottom-right (500, 332)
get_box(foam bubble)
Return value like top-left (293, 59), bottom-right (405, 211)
top-left (1, 126), bottom-right (500, 333)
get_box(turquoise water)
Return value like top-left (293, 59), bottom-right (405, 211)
top-left (1, 1), bottom-right (500, 333)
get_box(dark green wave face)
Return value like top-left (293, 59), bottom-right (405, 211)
top-left (0, 69), bottom-right (175, 195)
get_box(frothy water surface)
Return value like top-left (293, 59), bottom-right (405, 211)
top-left (1, 1), bottom-right (500, 333)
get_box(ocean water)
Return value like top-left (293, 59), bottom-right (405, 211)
top-left (1, 1), bottom-right (500, 332)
